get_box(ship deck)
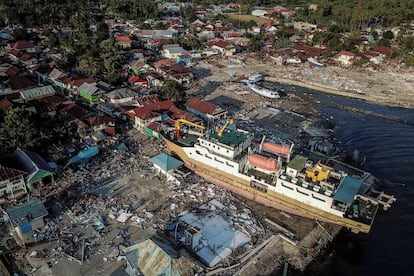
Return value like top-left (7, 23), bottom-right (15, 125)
top-left (207, 130), bottom-right (249, 147)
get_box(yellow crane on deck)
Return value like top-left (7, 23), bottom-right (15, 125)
top-left (217, 118), bottom-right (234, 136)
top-left (175, 119), bottom-right (205, 139)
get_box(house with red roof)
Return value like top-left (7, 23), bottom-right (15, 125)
top-left (7, 76), bottom-right (36, 91)
top-left (338, 50), bottom-right (357, 66)
top-left (115, 35), bottom-right (133, 49)
top-left (127, 100), bottom-right (175, 132)
top-left (10, 40), bottom-right (37, 53)
top-left (129, 76), bottom-right (148, 87)
top-left (0, 98), bottom-right (13, 115)
top-left (227, 3), bottom-right (241, 9)
top-left (185, 97), bottom-right (227, 122)
top-left (61, 103), bottom-right (92, 122)
top-left (55, 75), bottom-right (96, 94)
top-left (0, 163), bottom-right (27, 202)
top-left (373, 46), bottom-right (393, 58)
top-left (127, 98), bottom-right (194, 137)
top-left (207, 39), bottom-right (236, 56)
top-left (80, 115), bottom-right (116, 132)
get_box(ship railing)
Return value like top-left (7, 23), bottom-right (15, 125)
top-left (280, 174), bottom-right (335, 198)
top-left (360, 191), bottom-right (396, 211)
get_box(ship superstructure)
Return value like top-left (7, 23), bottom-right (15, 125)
top-left (161, 120), bottom-right (395, 233)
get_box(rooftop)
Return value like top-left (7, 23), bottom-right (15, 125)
top-left (149, 153), bottom-right (183, 172)
top-left (185, 97), bottom-right (218, 115)
top-left (334, 176), bottom-right (363, 205)
top-left (179, 199), bottom-right (250, 267)
top-left (6, 198), bottom-right (48, 228)
top-left (20, 85), bottom-right (56, 100)
top-left (288, 155), bottom-right (308, 171)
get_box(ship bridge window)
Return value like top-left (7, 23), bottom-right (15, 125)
top-left (205, 154), bottom-right (212, 159)
top-left (281, 183), bottom-right (294, 190)
top-left (196, 150), bottom-right (201, 155)
top-left (312, 194), bottom-right (326, 202)
top-left (214, 157), bottom-right (224, 163)
top-left (226, 162), bottom-right (234, 168)
top-left (296, 188), bottom-right (309, 196)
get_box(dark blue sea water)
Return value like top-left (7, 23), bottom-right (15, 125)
top-left (302, 89), bottom-right (414, 276)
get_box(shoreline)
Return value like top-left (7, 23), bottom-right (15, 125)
top-left (268, 76), bottom-right (413, 109)
top-left (226, 55), bottom-right (414, 109)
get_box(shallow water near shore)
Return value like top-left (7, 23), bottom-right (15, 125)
top-left (297, 87), bottom-right (414, 275)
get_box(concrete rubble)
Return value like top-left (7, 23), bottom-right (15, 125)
top-left (1, 56), bottom-right (350, 276)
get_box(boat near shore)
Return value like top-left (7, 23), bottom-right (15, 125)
top-left (307, 57), bottom-right (325, 67)
top-left (248, 83), bottom-right (280, 99)
top-left (161, 119), bottom-right (396, 234)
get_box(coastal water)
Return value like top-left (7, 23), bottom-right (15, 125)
top-left (297, 88), bottom-right (414, 276)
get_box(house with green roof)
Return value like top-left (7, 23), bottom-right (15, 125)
top-left (79, 82), bottom-right (103, 104)
top-left (149, 153), bottom-right (183, 178)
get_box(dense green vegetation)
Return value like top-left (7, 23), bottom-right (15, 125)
top-left (0, 0), bottom-right (158, 26)
top-left (296, 0), bottom-right (414, 29)
top-left (0, 107), bottom-right (77, 153)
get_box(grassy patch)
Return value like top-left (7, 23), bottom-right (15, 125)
top-left (228, 13), bottom-right (274, 25)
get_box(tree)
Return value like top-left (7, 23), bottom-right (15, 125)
top-left (164, 80), bottom-right (185, 101)
top-left (105, 72), bottom-right (122, 86)
top-left (47, 32), bottom-right (59, 48)
top-left (403, 53), bottom-right (414, 67)
top-left (248, 34), bottom-right (264, 52)
top-left (400, 36), bottom-right (414, 54)
top-left (377, 38), bottom-right (391, 47)
top-left (0, 107), bottom-right (42, 152)
top-left (96, 22), bottom-right (109, 42)
top-left (371, 30), bottom-right (379, 41)
top-left (383, 30), bottom-right (394, 40)
top-left (328, 37), bottom-right (342, 51)
top-left (11, 28), bottom-right (29, 40)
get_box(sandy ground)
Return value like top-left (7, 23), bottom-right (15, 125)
top-left (194, 54), bottom-right (414, 109)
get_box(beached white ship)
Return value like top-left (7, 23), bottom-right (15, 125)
top-left (248, 83), bottom-right (280, 99)
top-left (307, 57), bottom-right (325, 67)
top-left (161, 119), bottom-right (396, 234)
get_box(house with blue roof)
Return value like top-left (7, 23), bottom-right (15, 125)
top-left (4, 197), bottom-right (48, 245)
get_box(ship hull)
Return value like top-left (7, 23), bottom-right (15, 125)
top-left (162, 135), bottom-right (371, 233)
